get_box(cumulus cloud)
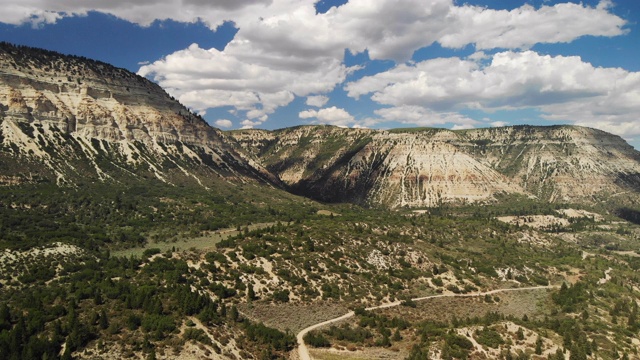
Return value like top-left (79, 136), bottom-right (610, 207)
top-left (374, 105), bottom-right (479, 128)
top-left (490, 121), bottom-right (509, 127)
top-left (2, 1), bottom-right (626, 63)
top-left (306, 95), bottom-right (329, 107)
top-left (138, 43), bottom-right (349, 119)
top-left (0, 0), bottom-right (274, 28)
top-left (241, 119), bottom-right (263, 129)
top-left (4, 0), bottom-right (632, 137)
top-left (451, 124), bottom-right (475, 130)
top-left (299, 106), bottom-right (355, 127)
top-left (347, 50), bottom-right (640, 138)
top-left (440, 1), bottom-right (627, 50)
top-left (0, 6), bottom-right (65, 27)
top-left (214, 119), bottom-right (233, 128)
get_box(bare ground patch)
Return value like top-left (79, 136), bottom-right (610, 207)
top-left (239, 302), bottom-right (350, 334)
top-left (309, 346), bottom-right (408, 360)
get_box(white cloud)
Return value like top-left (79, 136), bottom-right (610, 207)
top-left (4, 0), bottom-right (632, 137)
top-left (347, 50), bottom-right (640, 139)
top-left (2, 0), bottom-right (626, 64)
top-left (451, 124), bottom-right (475, 130)
top-left (3, 0), bottom-right (625, 57)
top-left (215, 119), bottom-right (233, 128)
top-left (306, 95), bottom-right (329, 107)
top-left (138, 43), bottom-right (348, 119)
top-left (490, 121), bottom-right (509, 127)
top-left (440, 1), bottom-right (627, 51)
top-left (241, 119), bottom-right (263, 129)
top-left (0, 0), bottom-right (273, 28)
top-left (299, 106), bottom-right (355, 126)
top-left (468, 51), bottom-right (488, 62)
top-left (0, 6), bottom-right (65, 27)
top-left (374, 105), bottom-right (479, 128)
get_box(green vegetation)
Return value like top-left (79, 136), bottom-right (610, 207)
top-left (3, 41), bottom-right (640, 359)
top-left (0, 181), bottom-right (316, 251)
top-left (2, 184), bottom-right (640, 358)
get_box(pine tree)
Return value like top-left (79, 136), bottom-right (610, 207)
top-left (230, 306), bottom-right (239, 322)
top-left (569, 343), bottom-right (586, 360)
top-left (0, 303), bottom-right (10, 331)
top-left (99, 309), bottom-right (109, 330)
top-left (535, 336), bottom-right (543, 355)
top-left (392, 329), bottom-right (402, 341)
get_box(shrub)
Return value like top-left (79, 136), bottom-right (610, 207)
top-left (304, 331), bottom-right (331, 347)
top-left (474, 327), bottom-right (504, 348)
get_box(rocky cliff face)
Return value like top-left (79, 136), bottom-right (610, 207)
top-left (231, 125), bottom-right (640, 208)
top-left (0, 43), bottom-right (276, 186)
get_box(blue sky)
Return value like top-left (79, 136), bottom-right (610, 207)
top-left (0, 0), bottom-right (638, 148)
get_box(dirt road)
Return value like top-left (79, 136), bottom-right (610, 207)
top-left (296, 285), bottom-right (556, 360)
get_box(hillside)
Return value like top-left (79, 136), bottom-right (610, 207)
top-left (0, 42), bottom-right (277, 187)
top-left (230, 125), bottom-right (640, 208)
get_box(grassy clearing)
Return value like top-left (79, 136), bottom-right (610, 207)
top-left (239, 302), bottom-right (349, 334)
top-left (374, 287), bottom-right (551, 326)
top-left (309, 347), bottom-right (407, 360)
top-left (317, 210), bottom-right (341, 216)
top-left (112, 222), bottom-right (277, 257)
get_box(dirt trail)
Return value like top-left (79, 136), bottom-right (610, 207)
top-left (296, 285), bottom-right (556, 360)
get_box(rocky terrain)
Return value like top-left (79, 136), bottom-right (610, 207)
top-left (0, 42), bottom-right (277, 187)
top-left (231, 125), bottom-right (640, 208)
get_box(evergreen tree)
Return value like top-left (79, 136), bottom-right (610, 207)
top-left (569, 343), bottom-right (586, 360)
top-left (99, 309), bottom-right (109, 330)
top-left (535, 336), bottom-right (543, 355)
top-left (406, 344), bottom-right (429, 360)
top-left (230, 306), bottom-right (239, 322)
top-left (0, 303), bottom-right (10, 331)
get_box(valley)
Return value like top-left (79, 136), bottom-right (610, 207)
top-left (1, 43), bottom-right (640, 360)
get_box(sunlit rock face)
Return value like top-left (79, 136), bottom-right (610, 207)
top-left (0, 43), bottom-right (278, 186)
top-left (231, 125), bottom-right (640, 208)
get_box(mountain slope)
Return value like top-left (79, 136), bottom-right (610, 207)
top-left (230, 125), bottom-right (640, 208)
top-left (0, 42), bottom-right (277, 187)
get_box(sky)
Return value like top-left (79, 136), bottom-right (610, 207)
top-left (0, 0), bottom-right (639, 149)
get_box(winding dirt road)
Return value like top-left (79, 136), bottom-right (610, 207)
top-left (296, 285), bottom-right (556, 360)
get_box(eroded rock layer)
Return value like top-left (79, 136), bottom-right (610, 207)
top-left (231, 125), bottom-right (640, 207)
top-left (0, 43), bottom-right (276, 186)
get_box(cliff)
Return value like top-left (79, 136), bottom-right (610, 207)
top-left (230, 125), bottom-right (640, 208)
top-left (0, 42), bottom-right (277, 186)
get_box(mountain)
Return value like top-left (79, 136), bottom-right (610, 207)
top-left (230, 125), bottom-right (640, 208)
top-left (2, 42), bottom-right (639, 210)
top-left (0, 42), bottom-right (277, 187)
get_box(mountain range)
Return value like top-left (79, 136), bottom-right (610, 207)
top-left (1, 41), bottom-right (640, 210)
